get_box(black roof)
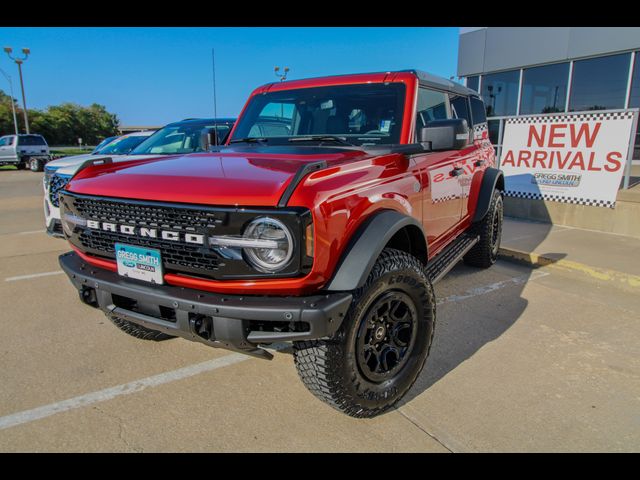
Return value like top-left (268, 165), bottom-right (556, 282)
top-left (259, 70), bottom-right (478, 97)
top-left (400, 70), bottom-right (479, 97)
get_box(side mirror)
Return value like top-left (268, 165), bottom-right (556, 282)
top-left (200, 128), bottom-right (220, 151)
top-left (418, 118), bottom-right (470, 151)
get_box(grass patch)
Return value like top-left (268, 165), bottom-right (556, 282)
top-left (51, 148), bottom-right (93, 156)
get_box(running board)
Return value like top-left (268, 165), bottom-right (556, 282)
top-left (426, 234), bottom-right (479, 284)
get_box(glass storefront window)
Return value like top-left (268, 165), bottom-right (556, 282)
top-left (569, 53), bottom-right (631, 111)
top-left (481, 70), bottom-right (520, 117)
top-left (520, 63), bottom-right (569, 114)
top-left (629, 52), bottom-right (640, 108)
top-left (630, 53), bottom-right (640, 160)
top-left (466, 76), bottom-right (479, 93)
top-left (488, 119), bottom-right (501, 146)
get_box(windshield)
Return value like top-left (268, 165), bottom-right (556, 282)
top-left (230, 83), bottom-right (406, 146)
top-left (93, 136), bottom-right (118, 154)
top-left (130, 123), bottom-right (232, 155)
top-left (97, 135), bottom-right (149, 155)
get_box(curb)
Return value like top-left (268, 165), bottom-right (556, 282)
top-left (498, 247), bottom-right (640, 292)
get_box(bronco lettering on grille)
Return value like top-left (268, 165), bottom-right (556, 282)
top-left (86, 220), bottom-right (205, 245)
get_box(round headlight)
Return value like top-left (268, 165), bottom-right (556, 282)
top-left (243, 217), bottom-right (293, 273)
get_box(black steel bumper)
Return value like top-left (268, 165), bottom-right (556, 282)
top-left (59, 252), bottom-right (352, 359)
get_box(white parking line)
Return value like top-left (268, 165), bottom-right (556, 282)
top-left (0, 353), bottom-right (252, 431)
top-left (5, 271), bottom-right (64, 282)
top-left (0, 271), bottom-right (548, 431)
top-left (17, 229), bottom-right (46, 235)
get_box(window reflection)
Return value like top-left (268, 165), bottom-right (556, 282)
top-left (481, 70), bottom-right (520, 117)
top-left (488, 119), bottom-right (501, 146)
top-left (569, 53), bottom-right (631, 111)
top-left (520, 63), bottom-right (569, 114)
top-left (466, 76), bottom-right (479, 93)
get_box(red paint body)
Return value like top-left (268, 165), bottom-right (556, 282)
top-left (66, 71), bottom-right (495, 295)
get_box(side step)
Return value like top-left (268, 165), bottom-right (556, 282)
top-left (426, 234), bottom-right (479, 284)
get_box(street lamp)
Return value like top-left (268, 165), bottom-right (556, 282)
top-left (0, 67), bottom-right (19, 135)
top-left (4, 47), bottom-right (31, 134)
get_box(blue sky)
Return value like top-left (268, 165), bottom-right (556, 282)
top-left (0, 27), bottom-right (460, 126)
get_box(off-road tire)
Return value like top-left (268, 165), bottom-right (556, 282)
top-left (464, 189), bottom-right (503, 268)
top-left (106, 312), bottom-right (175, 341)
top-left (293, 248), bottom-right (436, 418)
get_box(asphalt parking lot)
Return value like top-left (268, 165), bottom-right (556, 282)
top-left (0, 169), bottom-right (638, 452)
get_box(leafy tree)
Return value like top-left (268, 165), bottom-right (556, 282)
top-left (0, 89), bottom-right (120, 145)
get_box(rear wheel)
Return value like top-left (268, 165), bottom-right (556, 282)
top-left (106, 312), bottom-right (175, 341)
top-left (294, 248), bottom-right (435, 418)
top-left (15, 159), bottom-right (27, 170)
top-left (464, 189), bottom-right (503, 268)
top-left (29, 157), bottom-right (43, 172)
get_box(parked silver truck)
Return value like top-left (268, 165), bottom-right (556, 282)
top-left (0, 134), bottom-right (51, 171)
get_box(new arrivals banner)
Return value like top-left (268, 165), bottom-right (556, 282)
top-left (500, 111), bottom-right (637, 208)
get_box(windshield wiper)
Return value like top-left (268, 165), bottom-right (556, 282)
top-left (288, 135), bottom-right (354, 146)
top-left (228, 137), bottom-right (269, 144)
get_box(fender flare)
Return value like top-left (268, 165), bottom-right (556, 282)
top-left (472, 167), bottom-right (504, 223)
top-left (325, 210), bottom-right (426, 292)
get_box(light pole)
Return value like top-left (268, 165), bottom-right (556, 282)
top-left (4, 47), bottom-right (31, 134)
top-left (0, 67), bottom-right (19, 135)
top-left (274, 66), bottom-right (290, 82)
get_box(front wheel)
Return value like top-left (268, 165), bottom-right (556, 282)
top-left (294, 248), bottom-right (436, 418)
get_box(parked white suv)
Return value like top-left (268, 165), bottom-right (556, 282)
top-left (44, 118), bottom-right (236, 237)
top-left (0, 134), bottom-right (50, 171)
top-left (44, 131), bottom-right (155, 236)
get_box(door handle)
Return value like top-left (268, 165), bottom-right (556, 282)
top-left (475, 160), bottom-right (485, 167)
top-left (450, 167), bottom-right (464, 177)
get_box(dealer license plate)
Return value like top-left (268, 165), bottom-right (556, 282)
top-left (115, 243), bottom-right (164, 284)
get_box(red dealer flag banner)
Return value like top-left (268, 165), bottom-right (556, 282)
top-left (499, 111), bottom-right (636, 208)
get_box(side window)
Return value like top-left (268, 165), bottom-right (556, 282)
top-left (415, 88), bottom-right (451, 139)
top-left (470, 96), bottom-right (487, 125)
top-left (450, 95), bottom-right (472, 126)
top-left (0, 137), bottom-right (7, 147)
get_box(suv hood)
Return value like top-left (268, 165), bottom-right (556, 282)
top-left (67, 146), bottom-right (369, 207)
top-left (48, 153), bottom-right (163, 176)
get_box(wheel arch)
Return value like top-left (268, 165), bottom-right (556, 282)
top-left (325, 210), bottom-right (428, 292)
top-left (472, 167), bottom-right (504, 224)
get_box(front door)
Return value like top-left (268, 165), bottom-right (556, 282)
top-left (0, 136), bottom-right (15, 162)
top-left (412, 87), bottom-right (463, 248)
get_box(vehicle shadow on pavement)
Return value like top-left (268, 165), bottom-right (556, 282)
top-left (399, 179), bottom-right (556, 407)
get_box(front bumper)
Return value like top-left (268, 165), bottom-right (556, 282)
top-left (59, 251), bottom-right (352, 359)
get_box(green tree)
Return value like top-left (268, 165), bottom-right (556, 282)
top-left (0, 90), bottom-right (120, 145)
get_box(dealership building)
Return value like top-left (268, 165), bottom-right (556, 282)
top-left (457, 27), bottom-right (640, 162)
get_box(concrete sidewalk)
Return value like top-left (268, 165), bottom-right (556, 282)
top-left (499, 217), bottom-right (640, 292)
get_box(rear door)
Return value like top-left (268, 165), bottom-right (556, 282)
top-left (411, 87), bottom-right (463, 247)
top-left (449, 94), bottom-right (483, 220)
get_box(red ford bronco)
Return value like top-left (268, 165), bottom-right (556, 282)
top-left (58, 70), bottom-right (503, 417)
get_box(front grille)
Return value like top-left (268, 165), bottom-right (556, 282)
top-left (70, 196), bottom-right (226, 277)
top-left (73, 196), bottom-right (224, 230)
top-left (49, 174), bottom-right (71, 208)
top-left (61, 192), bottom-right (308, 281)
top-left (78, 229), bottom-right (222, 274)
